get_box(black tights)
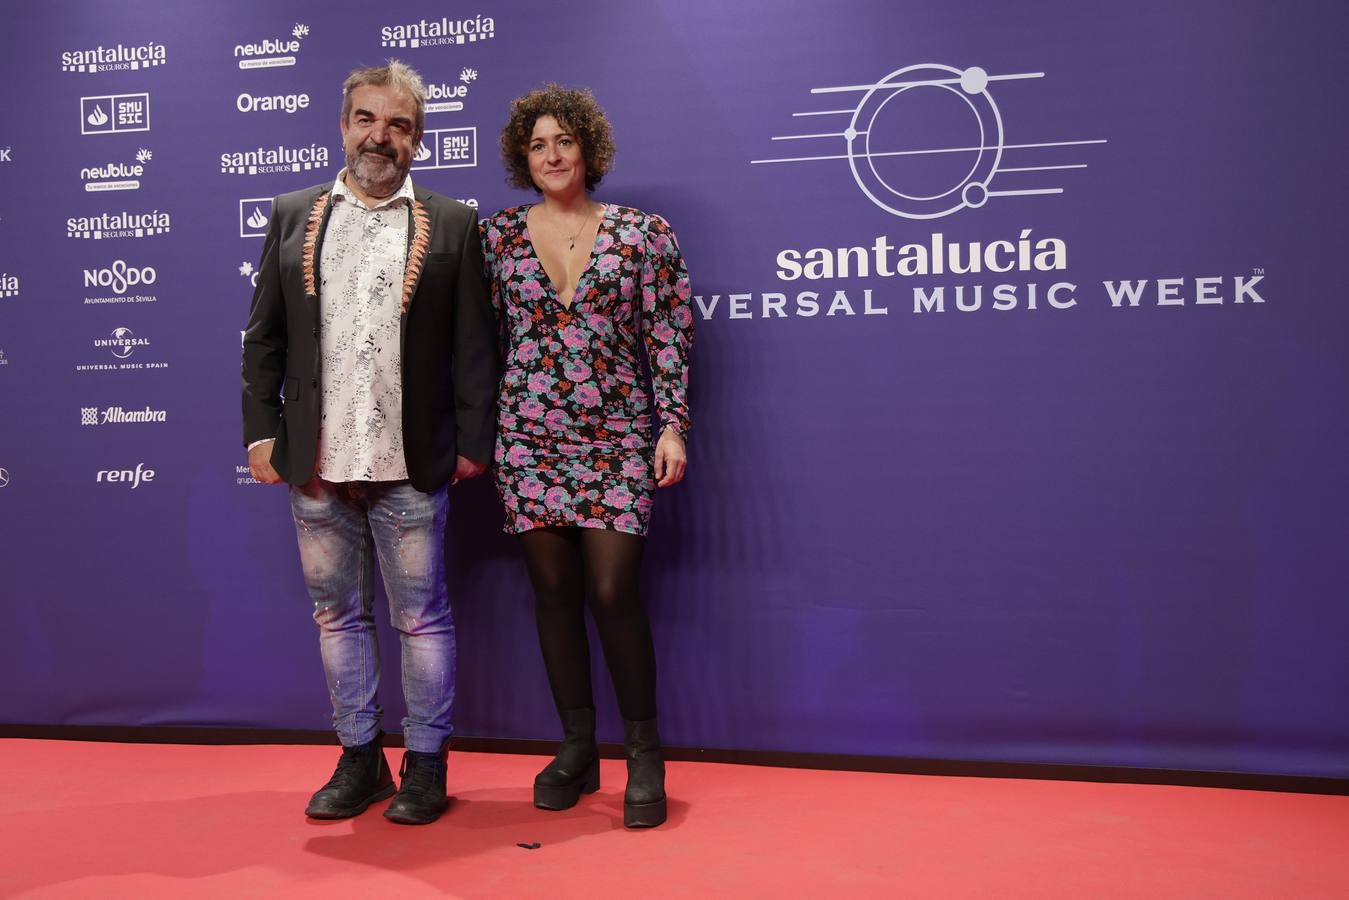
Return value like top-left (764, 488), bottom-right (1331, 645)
top-left (519, 527), bottom-right (656, 722)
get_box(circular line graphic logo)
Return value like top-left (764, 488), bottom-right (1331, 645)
top-left (752, 63), bottom-right (1106, 220)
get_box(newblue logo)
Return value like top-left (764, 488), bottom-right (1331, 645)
top-left (1, 273), bottom-right (17, 299)
top-left (380, 15), bottom-right (495, 49)
top-left (67, 210), bottom-right (171, 240)
top-left (82, 148), bottom-right (152, 192)
top-left (62, 42), bottom-right (166, 74)
top-left (220, 143), bottom-right (328, 175)
top-left (426, 69), bottom-right (477, 113)
top-left (235, 23), bottom-right (308, 69)
top-left (412, 127), bottom-right (476, 171)
top-left (239, 197), bottom-right (273, 238)
top-left (752, 63), bottom-right (1105, 220)
top-left (82, 93), bottom-right (150, 136)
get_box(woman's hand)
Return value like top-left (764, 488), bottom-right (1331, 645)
top-left (654, 427), bottom-right (687, 487)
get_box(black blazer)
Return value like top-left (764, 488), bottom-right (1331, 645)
top-left (241, 182), bottom-right (497, 492)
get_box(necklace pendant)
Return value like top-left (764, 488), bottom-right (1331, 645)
top-left (568, 238), bottom-right (575, 251)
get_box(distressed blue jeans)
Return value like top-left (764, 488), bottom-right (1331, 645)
top-left (289, 477), bottom-right (455, 754)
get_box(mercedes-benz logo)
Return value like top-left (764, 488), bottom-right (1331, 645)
top-left (0, 467), bottom-right (10, 488)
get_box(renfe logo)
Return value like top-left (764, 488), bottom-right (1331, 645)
top-left (96, 463), bottom-right (155, 488)
top-left (752, 63), bottom-right (1105, 220)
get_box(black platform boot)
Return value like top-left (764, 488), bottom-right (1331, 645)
top-left (304, 733), bottom-right (396, 819)
top-left (383, 745), bottom-right (450, 825)
top-left (534, 707), bottom-right (600, 810)
top-left (622, 717), bottom-right (666, 828)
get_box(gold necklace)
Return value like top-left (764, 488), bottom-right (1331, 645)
top-left (556, 204), bottom-right (596, 251)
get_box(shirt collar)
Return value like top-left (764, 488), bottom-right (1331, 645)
top-left (331, 169), bottom-right (415, 211)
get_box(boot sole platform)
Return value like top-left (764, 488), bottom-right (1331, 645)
top-left (304, 781), bottom-right (396, 819)
top-left (623, 794), bottom-right (667, 828)
top-left (533, 758), bottom-right (600, 810)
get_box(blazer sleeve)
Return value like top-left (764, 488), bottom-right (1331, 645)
top-left (241, 198), bottom-right (287, 446)
top-left (452, 210), bottom-right (500, 464)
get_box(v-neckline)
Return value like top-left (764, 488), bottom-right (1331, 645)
top-left (522, 203), bottom-right (609, 311)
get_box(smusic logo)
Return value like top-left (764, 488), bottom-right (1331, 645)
top-left (412, 127), bottom-right (476, 171)
top-left (239, 198), bottom-right (273, 238)
top-left (81, 94), bottom-right (150, 136)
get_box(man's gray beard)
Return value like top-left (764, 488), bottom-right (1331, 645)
top-left (347, 151), bottom-right (406, 199)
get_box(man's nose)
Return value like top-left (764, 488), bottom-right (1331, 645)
top-left (369, 121), bottom-right (389, 143)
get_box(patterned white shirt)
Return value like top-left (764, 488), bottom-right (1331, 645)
top-left (315, 171), bottom-right (414, 482)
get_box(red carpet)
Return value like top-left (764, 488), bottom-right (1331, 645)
top-left (0, 739), bottom-right (1345, 898)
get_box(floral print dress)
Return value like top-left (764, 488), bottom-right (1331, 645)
top-left (481, 204), bottom-right (693, 535)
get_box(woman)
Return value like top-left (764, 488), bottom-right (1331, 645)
top-left (482, 85), bottom-right (693, 828)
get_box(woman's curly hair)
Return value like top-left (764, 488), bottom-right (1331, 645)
top-left (500, 84), bottom-right (615, 192)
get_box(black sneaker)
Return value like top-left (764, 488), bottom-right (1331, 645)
top-left (304, 736), bottom-right (396, 819)
top-left (383, 749), bottom-right (450, 825)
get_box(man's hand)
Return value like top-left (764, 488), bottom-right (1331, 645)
top-left (451, 454), bottom-right (487, 485)
top-left (248, 440), bottom-right (283, 484)
top-left (654, 428), bottom-right (687, 488)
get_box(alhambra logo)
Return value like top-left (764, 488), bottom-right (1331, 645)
top-left (752, 63), bottom-right (1105, 220)
top-left (67, 210), bottom-right (171, 240)
top-left (62, 42), bottom-right (166, 74)
top-left (220, 143), bottom-right (329, 176)
top-left (1, 273), bottom-right (17, 299)
top-left (81, 94), bottom-right (150, 136)
top-left (235, 23), bottom-right (309, 69)
top-left (82, 148), bottom-right (152, 192)
top-left (81, 405), bottom-right (168, 426)
top-left (380, 15), bottom-right (495, 49)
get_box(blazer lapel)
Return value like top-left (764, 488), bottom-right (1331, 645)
top-left (400, 194), bottom-right (432, 355)
top-left (301, 189), bottom-right (335, 302)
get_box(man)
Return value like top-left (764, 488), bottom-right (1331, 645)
top-left (241, 60), bottom-right (496, 825)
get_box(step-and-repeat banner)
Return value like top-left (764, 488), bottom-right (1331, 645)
top-left (2, 0), bottom-right (1346, 777)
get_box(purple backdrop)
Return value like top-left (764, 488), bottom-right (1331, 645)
top-left (1, 0), bottom-right (1346, 778)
